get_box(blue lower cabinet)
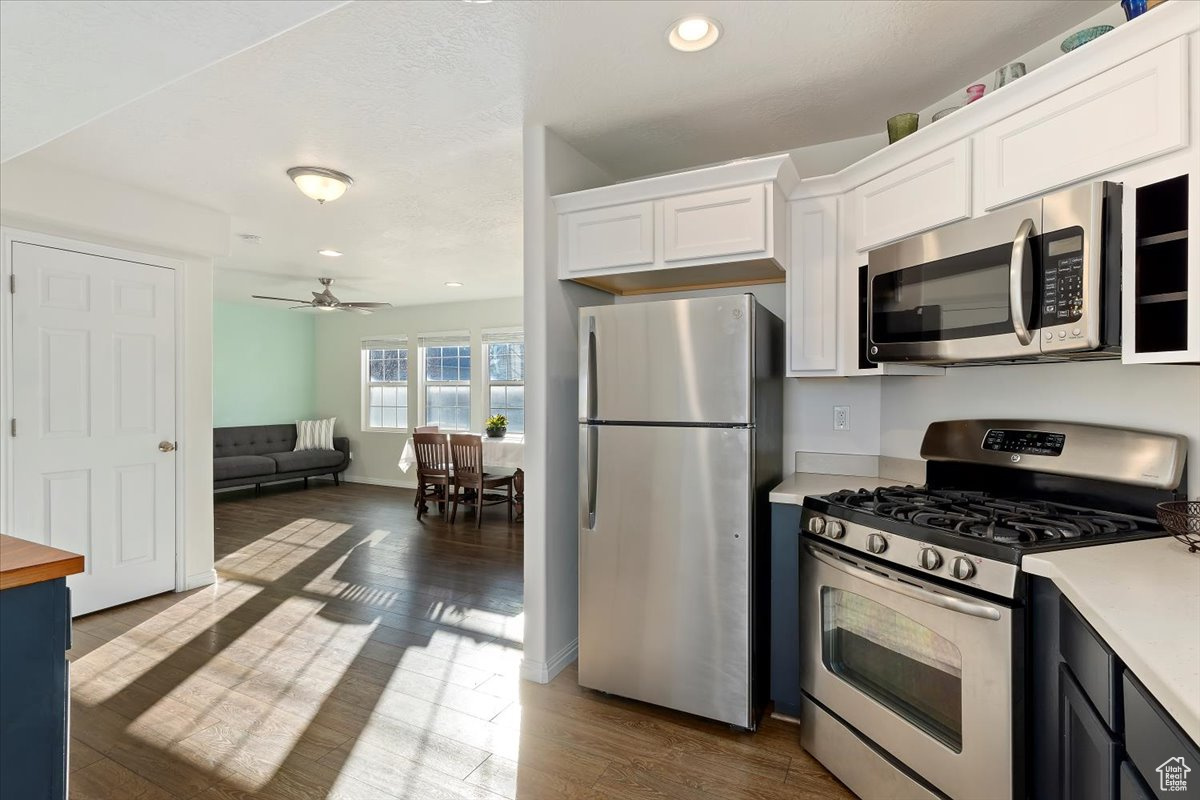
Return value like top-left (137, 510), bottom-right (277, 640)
top-left (769, 503), bottom-right (802, 717)
top-left (1059, 663), bottom-right (1120, 800)
top-left (1031, 577), bottom-right (1199, 800)
top-left (0, 578), bottom-right (71, 800)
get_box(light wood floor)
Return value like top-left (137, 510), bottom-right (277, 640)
top-left (67, 480), bottom-right (853, 799)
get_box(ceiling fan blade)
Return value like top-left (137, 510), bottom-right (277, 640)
top-left (338, 305), bottom-right (373, 314)
top-left (340, 302), bottom-right (391, 308)
top-left (289, 305), bottom-right (315, 310)
top-left (252, 295), bottom-right (311, 303)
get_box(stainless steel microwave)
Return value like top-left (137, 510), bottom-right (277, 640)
top-left (867, 182), bottom-right (1122, 365)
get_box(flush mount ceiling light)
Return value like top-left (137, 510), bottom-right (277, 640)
top-left (318, 249), bottom-right (343, 257)
top-left (445, 281), bottom-right (464, 287)
top-left (668, 16), bottom-right (721, 52)
top-left (287, 166), bottom-right (353, 204)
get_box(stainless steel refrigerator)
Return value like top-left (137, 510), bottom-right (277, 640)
top-left (577, 294), bottom-right (783, 730)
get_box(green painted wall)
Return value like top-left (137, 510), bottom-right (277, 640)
top-left (213, 302), bottom-right (317, 427)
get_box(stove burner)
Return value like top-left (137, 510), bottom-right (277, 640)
top-left (824, 487), bottom-right (1144, 545)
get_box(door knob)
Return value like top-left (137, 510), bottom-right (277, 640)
top-left (159, 441), bottom-right (176, 452)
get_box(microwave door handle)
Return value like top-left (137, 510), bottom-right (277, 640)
top-left (1010, 218), bottom-right (1035, 347)
top-left (806, 545), bottom-right (1002, 621)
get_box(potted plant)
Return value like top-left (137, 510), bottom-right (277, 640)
top-left (485, 414), bottom-right (508, 439)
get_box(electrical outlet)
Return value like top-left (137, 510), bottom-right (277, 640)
top-left (833, 405), bottom-right (851, 431)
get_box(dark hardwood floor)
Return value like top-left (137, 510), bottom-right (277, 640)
top-left (67, 480), bottom-right (851, 799)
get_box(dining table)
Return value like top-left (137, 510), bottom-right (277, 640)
top-left (398, 433), bottom-right (524, 520)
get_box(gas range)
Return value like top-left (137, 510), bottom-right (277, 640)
top-left (800, 419), bottom-right (1187, 600)
top-left (796, 419), bottom-right (1188, 800)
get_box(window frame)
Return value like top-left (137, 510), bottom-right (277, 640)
top-left (360, 338), bottom-right (410, 433)
top-left (418, 334), bottom-right (473, 432)
top-left (483, 329), bottom-right (525, 437)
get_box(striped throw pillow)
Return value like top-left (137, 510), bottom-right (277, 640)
top-left (295, 417), bottom-right (336, 451)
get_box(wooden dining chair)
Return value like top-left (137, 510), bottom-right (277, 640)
top-left (448, 433), bottom-right (514, 528)
top-left (414, 426), bottom-right (439, 433)
top-left (412, 432), bottom-right (452, 520)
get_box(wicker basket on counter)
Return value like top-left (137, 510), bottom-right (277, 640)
top-left (1157, 501), bottom-right (1200, 553)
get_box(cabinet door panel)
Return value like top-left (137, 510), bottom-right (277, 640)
top-left (662, 184), bottom-right (766, 263)
top-left (981, 37), bottom-right (1188, 210)
top-left (1060, 663), bottom-right (1119, 800)
top-left (787, 197), bottom-right (839, 373)
top-left (854, 139), bottom-right (971, 251)
top-left (561, 201), bottom-right (655, 273)
top-left (1123, 671), bottom-right (1200, 799)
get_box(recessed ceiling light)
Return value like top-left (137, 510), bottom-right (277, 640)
top-left (445, 281), bottom-right (464, 287)
top-left (318, 249), bottom-right (343, 257)
top-left (668, 16), bottom-right (721, 52)
top-left (287, 166), bottom-right (353, 204)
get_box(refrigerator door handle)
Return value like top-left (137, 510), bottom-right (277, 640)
top-left (582, 424), bottom-right (598, 530)
top-left (579, 315), bottom-right (597, 421)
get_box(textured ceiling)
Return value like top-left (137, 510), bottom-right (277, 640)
top-left (5, 0), bottom-right (1110, 307)
top-left (0, 0), bottom-right (345, 162)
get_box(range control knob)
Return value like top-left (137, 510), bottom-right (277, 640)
top-left (866, 533), bottom-right (888, 554)
top-left (950, 557), bottom-right (976, 581)
top-left (918, 548), bottom-right (943, 571)
top-left (808, 517), bottom-right (826, 535)
top-left (825, 520), bottom-right (845, 539)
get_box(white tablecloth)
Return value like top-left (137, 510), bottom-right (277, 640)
top-left (398, 434), bottom-right (524, 473)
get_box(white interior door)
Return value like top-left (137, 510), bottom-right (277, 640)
top-left (10, 241), bottom-right (177, 616)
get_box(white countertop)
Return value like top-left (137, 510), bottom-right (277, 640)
top-left (769, 471), bottom-right (919, 505)
top-left (1024, 538), bottom-right (1200, 745)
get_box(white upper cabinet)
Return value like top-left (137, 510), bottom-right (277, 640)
top-left (980, 37), bottom-right (1189, 211)
top-left (787, 197), bottom-right (840, 374)
top-left (554, 155), bottom-right (798, 295)
top-left (560, 201), bottom-right (655, 274)
top-left (662, 184), bottom-right (767, 263)
top-left (853, 139), bottom-right (972, 252)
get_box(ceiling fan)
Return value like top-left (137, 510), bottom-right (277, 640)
top-left (252, 278), bottom-right (391, 314)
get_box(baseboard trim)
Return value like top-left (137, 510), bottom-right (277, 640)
top-left (520, 638), bottom-right (578, 684)
top-left (343, 475), bottom-right (417, 490)
top-left (184, 569), bottom-right (217, 590)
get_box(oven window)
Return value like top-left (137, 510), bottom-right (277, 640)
top-left (872, 241), bottom-right (1033, 343)
top-left (821, 587), bottom-right (963, 752)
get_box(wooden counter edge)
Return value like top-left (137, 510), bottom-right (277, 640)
top-left (0, 534), bottom-right (85, 591)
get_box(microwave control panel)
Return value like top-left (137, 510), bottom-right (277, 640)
top-left (982, 428), bottom-right (1066, 457)
top-left (1040, 226), bottom-right (1085, 324)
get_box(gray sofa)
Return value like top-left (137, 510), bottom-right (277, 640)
top-left (213, 424), bottom-right (350, 491)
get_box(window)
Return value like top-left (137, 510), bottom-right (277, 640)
top-left (362, 338), bottom-right (409, 430)
top-left (421, 335), bottom-right (471, 430)
top-left (485, 330), bottom-right (524, 435)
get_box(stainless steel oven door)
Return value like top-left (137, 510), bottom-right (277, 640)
top-left (868, 197), bottom-right (1043, 364)
top-left (800, 542), bottom-right (1014, 800)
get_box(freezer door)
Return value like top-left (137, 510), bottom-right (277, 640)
top-left (579, 295), bottom-right (753, 425)
top-left (578, 423), bottom-right (754, 727)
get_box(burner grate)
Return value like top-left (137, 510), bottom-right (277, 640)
top-left (824, 487), bottom-right (1146, 545)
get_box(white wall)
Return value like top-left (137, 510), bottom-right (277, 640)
top-left (522, 125), bottom-right (614, 682)
top-left (881, 362), bottom-right (1200, 496)
top-left (0, 157), bottom-right (226, 589)
top-left (312, 296), bottom-right (523, 487)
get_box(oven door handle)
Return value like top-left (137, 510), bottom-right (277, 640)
top-left (1009, 217), bottom-right (1035, 347)
top-left (807, 546), bottom-right (1002, 621)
